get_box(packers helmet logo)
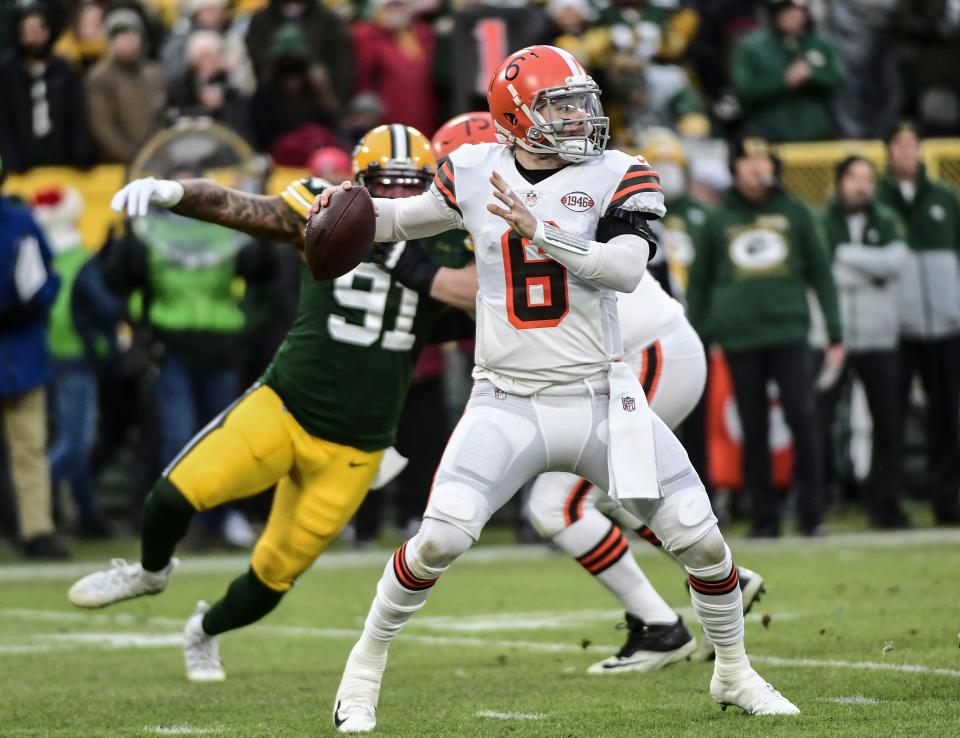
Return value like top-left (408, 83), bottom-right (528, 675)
top-left (729, 229), bottom-right (789, 272)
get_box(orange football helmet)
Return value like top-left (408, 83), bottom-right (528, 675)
top-left (431, 111), bottom-right (498, 160)
top-left (487, 45), bottom-right (609, 163)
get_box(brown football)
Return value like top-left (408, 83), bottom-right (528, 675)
top-left (303, 186), bottom-right (376, 280)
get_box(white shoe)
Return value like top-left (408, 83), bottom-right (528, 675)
top-left (694, 566), bottom-right (766, 661)
top-left (333, 697), bottom-right (377, 734)
top-left (333, 642), bottom-right (388, 733)
top-left (68, 558), bottom-right (177, 608)
top-left (710, 668), bottom-right (800, 715)
top-left (184, 601), bottom-right (225, 682)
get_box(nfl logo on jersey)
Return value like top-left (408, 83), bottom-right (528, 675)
top-left (622, 396), bottom-right (636, 412)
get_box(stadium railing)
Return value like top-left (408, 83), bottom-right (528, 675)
top-left (5, 139), bottom-right (960, 247)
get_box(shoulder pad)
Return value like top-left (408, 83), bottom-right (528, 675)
top-left (604, 151), bottom-right (666, 219)
top-left (448, 142), bottom-right (502, 170)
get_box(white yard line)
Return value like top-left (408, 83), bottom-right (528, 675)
top-left (476, 711), bottom-right (544, 721)
top-left (0, 546), bottom-right (555, 582)
top-left (0, 643), bottom-right (58, 654)
top-left (820, 695), bottom-right (883, 705)
top-left (3, 527), bottom-right (960, 582)
top-left (752, 655), bottom-right (960, 678)
top-left (43, 632), bottom-right (184, 648)
top-left (410, 609), bottom-right (800, 632)
top-left (4, 607), bottom-right (959, 680)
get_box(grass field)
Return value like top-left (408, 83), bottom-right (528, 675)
top-left (2, 528), bottom-right (959, 737)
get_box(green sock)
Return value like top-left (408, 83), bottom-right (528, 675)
top-left (140, 478), bottom-right (196, 572)
top-left (202, 568), bottom-right (285, 636)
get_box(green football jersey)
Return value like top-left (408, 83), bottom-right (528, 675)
top-left (262, 179), bottom-right (473, 451)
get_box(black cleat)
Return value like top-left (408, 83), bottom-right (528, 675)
top-left (588, 613), bottom-right (695, 674)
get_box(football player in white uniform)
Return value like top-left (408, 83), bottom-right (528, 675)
top-left (317, 46), bottom-right (798, 732)
top-left (390, 112), bottom-right (766, 672)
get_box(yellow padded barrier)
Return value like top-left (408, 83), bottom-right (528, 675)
top-left (5, 165), bottom-right (308, 249)
top-left (5, 165), bottom-right (127, 249)
top-left (11, 138), bottom-right (956, 246)
top-left (776, 138), bottom-right (960, 206)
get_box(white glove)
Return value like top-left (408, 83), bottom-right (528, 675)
top-left (111, 177), bottom-right (185, 218)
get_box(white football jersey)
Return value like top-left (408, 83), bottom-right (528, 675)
top-left (618, 272), bottom-right (687, 373)
top-left (433, 143), bottom-right (664, 393)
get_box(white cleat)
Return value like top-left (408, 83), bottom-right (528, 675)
top-left (184, 601), bottom-right (225, 682)
top-left (68, 558), bottom-right (177, 608)
top-left (333, 642), bottom-right (388, 733)
top-left (711, 668), bottom-right (800, 715)
top-left (333, 697), bottom-right (377, 734)
top-left (694, 566), bottom-right (766, 661)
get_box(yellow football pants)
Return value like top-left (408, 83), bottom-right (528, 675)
top-left (165, 384), bottom-right (383, 592)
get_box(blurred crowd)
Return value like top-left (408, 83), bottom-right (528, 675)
top-left (2, 0), bottom-right (960, 558)
top-left (2, 0), bottom-right (960, 172)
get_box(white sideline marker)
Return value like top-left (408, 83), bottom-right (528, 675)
top-left (476, 711), bottom-right (545, 721)
top-left (149, 727), bottom-right (223, 735)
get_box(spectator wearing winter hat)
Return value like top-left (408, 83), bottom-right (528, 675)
top-left (167, 30), bottom-right (253, 142)
top-left (53, 0), bottom-right (108, 72)
top-left (33, 186), bottom-right (115, 539)
top-left (732, 0), bottom-right (845, 142)
top-left (307, 146), bottom-right (352, 184)
top-left (248, 24), bottom-right (340, 162)
top-left (161, 0), bottom-right (255, 100)
top-left (687, 135), bottom-right (843, 537)
top-left (0, 1), bottom-right (95, 172)
top-left (245, 0), bottom-right (353, 106)
top-left (876, 122), bottom-right (960, 524)
top-left (85, 9), bottom-right (167, 164)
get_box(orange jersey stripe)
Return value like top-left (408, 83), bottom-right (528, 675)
top-left (647, 342), bottom-right (664, 401)
top-left (620, 169), bottom-right (660, 183)
top-left (613, 182), bottom-right (662, 201)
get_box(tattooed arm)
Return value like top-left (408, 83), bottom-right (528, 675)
top-left (111, 177), bottom-right (305, 246)
top-left (171, 180), bottom-right (305, 246)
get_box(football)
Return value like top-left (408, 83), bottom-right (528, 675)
top-left (303, 186), bottom-right (376, 280)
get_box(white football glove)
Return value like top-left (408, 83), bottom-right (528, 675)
top-left (111, 177), bottom-right (185, 218)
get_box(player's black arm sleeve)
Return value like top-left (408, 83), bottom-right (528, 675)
top-left (595, 208), bottom-right (659, 261)
top-left (369, 240), bottom-right (439, 295)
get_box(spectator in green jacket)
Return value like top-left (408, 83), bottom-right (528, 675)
top-left (821, 156), bottom-right (911, 529)
top-left (687, 135), bottom-right (843, 537)
top-left (731, 0), bottom-right (845, 142)
top-left (876, 122), bottom-right (960, 524)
